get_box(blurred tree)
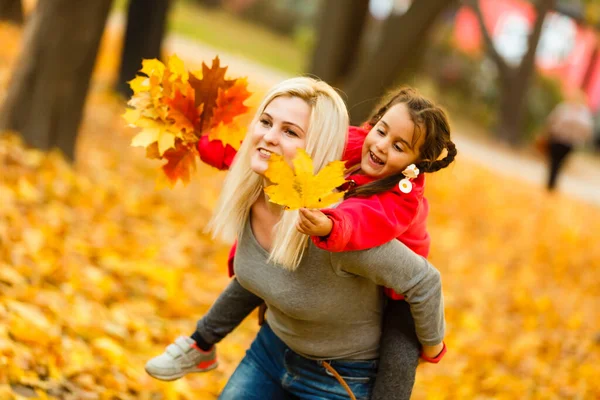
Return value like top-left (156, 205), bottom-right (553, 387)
top-left (557, 0), bottom-right (600, 26)
top-left (0, 0), bottom-right (23, 23)
top-left (238, 0), bottom-right (303, 36)
top-left (308, 0), bottom-right (369, 86)
top-left (0, 0), bottom-right (113, 160)
top-left (310, 0), bottom-right (458, 124)
top-left (195, 0), bottom-right (221, 7)
top-left (467, 0), bottom-right (556, 145)
top-left (116, 0), bottom-right (171, 97)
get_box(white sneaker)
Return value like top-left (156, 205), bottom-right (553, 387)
top-left (145, 336), bottom-right (218, 381)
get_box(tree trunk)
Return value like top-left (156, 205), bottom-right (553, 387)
top-left (308, 0), bottom-right (369, 86)
top-left (0, 0), bottom-right (23, 23)
top-left (342, 0), bottom-right (456, 124)
top-left (116, 0), bottom-right (171, 97)
top-left (0, 0), bottom-right (113, 160)
top-left (469, 0), bottom-right (554, 144)
top-left (497, 77), bottom-right (526, 145)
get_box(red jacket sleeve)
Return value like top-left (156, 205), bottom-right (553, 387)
top-left (312, 188), bottom-right (422, 252)
top-left (227, 241), bottom-right (237, 277)
top-left (342, 126), bottom-right (370, 168)
top-left (197, 135), bottom-right (238, 171)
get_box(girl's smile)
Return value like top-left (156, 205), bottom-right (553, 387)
top-left (367, 150), bottom-right (385, 169)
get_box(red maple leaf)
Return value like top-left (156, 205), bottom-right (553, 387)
top-left (161, 140), bottom-right (197, 186)
top-left (165, 85), bottom-right (202, 139)
top-left (211, 78), bottom-right (251, 128)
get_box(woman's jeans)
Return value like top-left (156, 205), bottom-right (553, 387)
top-left (219, 323), bottom-right (378, 400)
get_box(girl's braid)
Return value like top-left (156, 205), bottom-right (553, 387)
top-left (417, 141), bottom-right (457, 173)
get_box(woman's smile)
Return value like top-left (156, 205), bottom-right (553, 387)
top-left (257, 148), bottom-right (275, 159)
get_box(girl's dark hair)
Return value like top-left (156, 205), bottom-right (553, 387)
top-left (346, 87), bottom-right (457, 199)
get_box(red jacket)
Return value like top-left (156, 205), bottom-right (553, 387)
top-left (197, 135), bottom-right (238, 171)
top-left (198, 126), bottom-right (431, 300)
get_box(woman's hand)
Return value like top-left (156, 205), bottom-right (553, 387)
top-left (296, 208), bottom-right (333, 237)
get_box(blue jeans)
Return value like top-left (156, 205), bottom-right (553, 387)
top-left (219, 324), bottom-right (378, 400)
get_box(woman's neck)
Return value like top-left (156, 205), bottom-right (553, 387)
top-left (253, 190), bottom-right (282, 221)
top-left (250, 191), bottom-right (282, 252)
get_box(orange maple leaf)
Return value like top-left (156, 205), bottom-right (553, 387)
top-left (211, 78), bottom-right (251, 128)
top-left (145, 142), bottom-right (161, 159)
top-left (165, 85), bottom-right (202, 140)
top-left (189, 56), bottom-right (236, 132)
top-left (161, 140), bottom-right (197, 186)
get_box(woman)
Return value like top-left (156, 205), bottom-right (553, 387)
top-left (206, 77), bottom-right (445, 399)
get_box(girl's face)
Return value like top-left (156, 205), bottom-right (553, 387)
top-left (250, 96), bottom-right (310, 176)
top-left (361, 103), bottom-right (424, 179)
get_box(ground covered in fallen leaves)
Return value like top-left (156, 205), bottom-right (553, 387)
top-left (1, 20), bottom-right (600, 400)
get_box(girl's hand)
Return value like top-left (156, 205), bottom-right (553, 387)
top-left (421, 342), bottom-right (445, 364)
top-left (296, 208), bottom-right (333, 237)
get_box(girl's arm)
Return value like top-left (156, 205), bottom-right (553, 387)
top-left (196, 136), bottom-right (238, 171)
top-left (331, 240), bottom-right (445, 347)
top-left (195, 277), bottom-right (264, 345)
top-left (311, 188), bottom-right (421, 252)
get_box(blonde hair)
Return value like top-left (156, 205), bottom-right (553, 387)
top-left (208, 77), bottom-right (349, 270)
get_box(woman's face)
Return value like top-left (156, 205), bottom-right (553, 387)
top-left (250, 95), bottom-right (311, 176)
top-left (361, 103), bottom-right (424, 179)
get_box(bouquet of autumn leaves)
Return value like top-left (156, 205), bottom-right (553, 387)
top-left (123, 54), bottom-right (251, 186)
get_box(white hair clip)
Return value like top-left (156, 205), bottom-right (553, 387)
top-left (398, 164), bottom-right (419, 194)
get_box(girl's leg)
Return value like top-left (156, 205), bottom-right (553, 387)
top-left (194, 277), bottom-right (264, 348)
top-left (547, 140), bottom-right (573, 191)
top-left (145, 278), bottom-right (263, 380)
top-left (371, 299), bottom-right (420, 400)
top-left (219, 323), bottom-right (289, 400)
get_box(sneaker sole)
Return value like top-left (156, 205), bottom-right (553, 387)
top-left (145, 361), bottom-right (219, 381)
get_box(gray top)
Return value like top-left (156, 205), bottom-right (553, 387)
top-left (234, 218), bottom-right (445, 360)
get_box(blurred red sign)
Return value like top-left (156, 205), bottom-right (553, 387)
top-left (454, 0), bottom-right (600, 111)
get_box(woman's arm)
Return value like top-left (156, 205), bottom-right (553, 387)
top-left (331, 240), bottom-right (445, 346)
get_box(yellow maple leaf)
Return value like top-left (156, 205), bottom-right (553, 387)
top-left (127, 75), bottom-right (150, 93)
top-left (140, 58), bottom-right (166, 78)
top-left (207, 120), bottom-right (246, 150)
top-left (130, 119), bottom-right (176, 156)
top-left (165, 54), bottom-right (189, 83)
top-left (264, 149), bottom-right (347, 210)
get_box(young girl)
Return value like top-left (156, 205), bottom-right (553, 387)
top-left (146, 86), bottom-right (454, 399)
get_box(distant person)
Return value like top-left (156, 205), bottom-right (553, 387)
top-left (593, 114), bottom-right (600, 151)
top-left (543, 92), bottom-right (593, 191)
